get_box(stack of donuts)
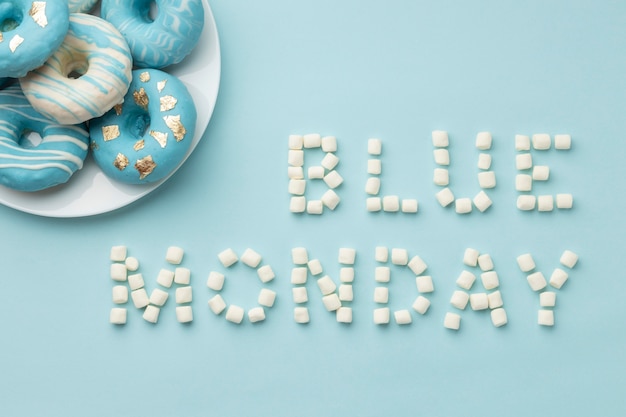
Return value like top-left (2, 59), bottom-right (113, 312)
top-left (0, 0), bottom-right (204, 191)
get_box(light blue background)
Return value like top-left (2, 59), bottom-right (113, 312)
top-left (1, 1), bottom-right (625, 416)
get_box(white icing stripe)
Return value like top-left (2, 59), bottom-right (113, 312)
top-left (0, 145), bottom-right (86, 168)
top-left (0, 162), bottom-right (73, 175)
top-left (44, 135), bottom-right (89, 151)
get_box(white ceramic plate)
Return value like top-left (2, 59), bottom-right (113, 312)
top-left (0, 0), bottom-right (221, 217)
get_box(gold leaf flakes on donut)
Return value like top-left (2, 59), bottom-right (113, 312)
top-left (157, 80), bottom-right (167, 92)
top-left (9, 35), bottom-right (24, 53)
top-left (114, 153), bottom-right (129, 171)
top-left (133, 139), bottom-right (145, 151)
top-left (160, 95), bottom-right (177, 112)
top-left (90, 142), bottom-right (99, 151)
top-left (139, 72), bottom-right (151, 83)
top-left (135, 155), bottom-right (157, 180)
top-left (163, 115), bottom-right (186, 141)
top-left (149, 131), bottom-right (168, 148)
top-left (0, 33), bottom-right (3, 43)
top-left (102, 125), bottom-right (120, 141)
top-left (133, 88), bottom-right (149, 110)
top-left (113, 103), bottom-right (123, 116)
top-left (29, 2), bottom-right (48, 28)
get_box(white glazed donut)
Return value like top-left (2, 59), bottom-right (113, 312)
top-left (19, 13), bottom-right (132, 125)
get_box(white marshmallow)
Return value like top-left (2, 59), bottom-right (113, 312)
top-left (478, 254), bottom-right (494, 271)
top-left (444, 312), bottom-right (461, 330)
top-left (248, 307), bottom-right (265, 323)
top-left (110, 245), bottom-right (127, 262)
top-left (291, 247), bottom-right (308, 265)
top-left (515, 174), bottom-right (532, 191)
top-left (432, 130), bottom-right (449, 147)
top-left (382, 195), bottom-right (400, 212)
top-left (516, 253), bottom-right (536, 272)
top-left (527, 272), bottom-right (547, 291)
top-left (365, 177), bottom-right (381, 195)
top-left (368, 138), bottom-right (382, 155)
top-left (455, 198), bottom-right (472, 214)
top-left (475, 132), bottom-right (492, 150)
top-left (478, 171), bottom-right (496, 189)
top-left (436, 188), bottom-right (455, 207)
top-left (156, 269), bottom-right (175, 288)
top-left (207, 271), bottom-right (225, 291)
top-left (128, 273), bottom-right (145, 291)
top-left (491, 308), bottom-right (508, 327)
top-left (463, 248), bottom-right (479, 267)
top-left (532, 133), bottom-right (551, 150)
top-left (416, 275), bottom-right (434, 293)
top-left (112, 285), bottom-right (128, 304)
top-left (375, 246), bottom-right (388, 263)
top-left (516, 153), bottom-right (533, 170)
top-left (176, 286), bottom-right (192, 304)
top-left (131, 288), bottom-right (149, 308)
top-left (324, 170), bottom-right (343, 189)
top-left (367, 159), bottom-right (382, 175)
top-left (477, 153), bottom-right (492, 170)
top-left (336, 307), bottom-right (352, 323)
top-left (143, 305), bottom-right (160, 323)
top-left (292, 287), bottom-right (308, 303)
top-left (321, 135), bottom-right (337, 152)
top-left (149, 288), bottom-right (169, 307)
top-left (408, 255), bottom-right (427, 275)
top-left (207, 294), bottom-right (226, 315)
top-left (290, 196), bottom-right (306, 213)
top-left (373, 307), bottom-right (390, 324)
top-left (538, 309), bottom-right (554, 326)
top-left (556, 193), bottom-right (573, 209)
top-left (109, 308), bottom-right (127, 325)
top-left (532, 165), bottom-right (550, 181)
top-left (291, 267), bottom-right (308, 284)
top-left (257, 265), bottom-right (275, 283)
top-left (391, 248), bottom-right (409, 265)
top-left (288, 166), bottom-right (304, 179)
top-left (375, 267), bottom-right (390, 283)
top-left (338, 284), bottom-right (353, 301)
top-left (125, 256), bottom-right (139, 271)
top-left (374, 287), bottom-right (389, 304)
top-left (303, 133), bottom-right (321, 148)
top-left (560, 250), bottom-right (579, 269)
top-left (412, 296), bottom-right (431, 314)
top-left (218, 248), bottom-right (238, 267)
top-left (401, 199), bottom-right (419, 213)
top-left (176, 306), bottom-right (193, 323)
top-left (322, 294), bottom-right (342, 311)
top-left (538, 195), bottom-right (554, 212)
top-left (540, 291), bottom-right (556, 307)
top-left (288, 134), bottom-right (303, 150)
top-left (366, 197), bottom-right (382, 212)
top-left (165, 246), bottom-right (184, 265)
top-left (456, 270), bottom-right (476, 290)
top-left (394, 309), bottom-right (412, 325)
top-left (321, 189), bottom-right (341, 210)
top-left (517, 195), bottom-right (536, 210)
top-left (288, 179), bottom-right (306, 195)
top-left (288, 150), bottom-right (304, 167)
top-left (487, 290), bottom-right (503, 309)
top-left (450, 290), bottom-right (470, 310)
top-left (549, 268), bottom-right (569, 289)
top-left (481, 271), bottom-right (499, 290)
top-left (338, 248), bottom-right (356, 265)
top-left (434, 149), bottom-right (450, 165)
top-left (307, 200), bottom-right (323, 214)
top-left (174, 267), bottom-right (191, 285)
top-left (470, 293), bottom-right (489, 310)
top-left (110, 263), bottom-right (127, 282)
top-left (294, 307), bottom-right (310, 323)
top-left (225, 305), bottom-right (245, 324)
top-left (241, 248), bottom-right (262, 268)
top-left (317, 275), bottom-right (337, 295)
top-left (473, 190), bottom-right (493, 212)
top-left (433, 168), bottom-right (449, 186)
top-left (515, 134), bottom-right (530, 151)
top-left (340, 267), bottom-right (354, 283)
top-left (307, 259), bottom-right (323, 275)
top-left (554, 134), bottom-right (571, 150)
top-left (321, 153), bottom-right (339, 171)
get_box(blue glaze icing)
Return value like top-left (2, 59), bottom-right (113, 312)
top-left (67, 0), bottom-right (97, 13)
top-left (0, 0), bottom-right (70, 78)
top-left (19, 13), bottom-right (132, 125)
top-left (101, 0), bottom-right (204, 68)
top-left (90, 69), bottom-right (197, 184)
top-left (0, 85), bottom-right (89, 192)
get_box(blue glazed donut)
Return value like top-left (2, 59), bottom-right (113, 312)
top-left (0, 85), bottom-right (89, 192)
top-left (89, 69), bottom-right (197, 184)
top-left (101, 0), bottom-right (204, 68)
top-left (0, 0), bottom-right (70, 78)
top-left (67, 0), bottom-right (98, 12)
top-left (19, 13), bottom-right (132, 125)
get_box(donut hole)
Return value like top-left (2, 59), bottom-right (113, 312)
top-left (65, 59), bottom-right (89, 80)
top-left (0, 3), bottom-right (23, 32)
top-left (21, 130), bottom-right (43, 149)
top-left (147, 1), bottom-right (159, 22)
top-left (129, 111), bottom-right (152, 138)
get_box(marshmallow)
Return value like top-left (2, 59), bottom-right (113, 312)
top-left (432, 130), bottom-right (449, 147)
top-left (128, 273), bottom-right (145, 291)
top-left (112, 285), bottom-right (128, 304)
top-left (450, 290), bottom-right (470, 310)
top-left (477, 153), bottom-right (492, 170)
top-left (292, 247), bottom-right (308, 265)
top-left (475, 132), bottom-right (492, 150)
top-left (549, 268), bottom-right (569, 289)
top-left (463, 248), bottom-right (479, 267)
top-left (436, 188), bottom-right (455, 207)
top-left (375, 246), bottom-right (388, 263)
top-left (110, 263), bottom-right (127, 282)
top-left (156, 269), bottom-right (175, 288)
top-left (324, 170), bottom-right (343, 189)
top-left (338, 248), bottom-right (356, 265)
top-left (307, 166), bottom-right (324, 179)
top-left (225, 305), bottom-right (245, 324)
top-left (338, 284), bottom-right (353, 301)
top-left (481, 271), bottom-right (499, 290)
top-left (206, 271), bottom-right (225, 291)
top-left (433, 168), bottom-right (449, 186)
top-left (368, 138), bottom-right (382, 155)
top-left (408, 255), bottom-right (427, 275)
top-left (412, 296), bottom-right (431, 315)
top-left (434, 149), bottom-right (450, 165)
top-left (373, 307), bottom-right (390, 324)
top-left (321, 189), bottom-right (341, 210)
top-left (517, 195), bottom-right (536, 210)
top-left (515, 174), bottom-right (532, 191)
top-left (516, 253), bottom-right (535, 272)
top-left (401, 199), bottom-right (419, 213)
top-left (307, 259), bottom-right (323, 275)
top-left (321, 136), bottom-right (337, 152)
top-left (516, 153), bottom-right (533, 170)
top-left (456, 270), bottom-right (476, 290)
top-left (365, 178), bottom-right (381, 195)
top-left (416, 275), bottom-right (434, 293)
top-left (382, 195), bottom-right (400, 212)
top-left (175, 286), bottom-right (192, 304)
top-left (248, 307), bottom-right (265, 323)
top-left (288, 179), bottom-right (306, 195)
top-left (477, 254), bottom-right (494, 271)
top-left (292, 287), bottom-right (308, 303)
top-left (257, 265), bottom-right (275, 283)
top-left (527, 272), bottom-right (547, 291)
top-left (340, 267), bottom-right (354, 283)
top-left (532, 165), bottom-right (550, 181)
top-left (444, 312), bottom-right (461, 330)
top-left (470, 293), bottom-right (489, 310)
top-left (131, 289), bottom-right (149, 309)
top-left (174, 267), bottom-right (191, 285)
top-left (288, 150), bottom-right (304, 167)
top-left (487, 290), bottom-right (503, 309)
top-left (317, 275), bottom-right (337, 295)
top-left (455, 198), bottom-right (472, 214)
top-left (321, 153), bottom-right (340, 171)
top-left (532, 133), bottom-right (551, 150)
top-left (143, 305), bottom-right (160, 323)
top-left (336, 307), bottom-right (353, 323)
top-left (294, 307), bottom-right (310, 323)
top-left (556, 193), bottom-right (573, 209)
top-left (491, 308), bottom-right (508, 327)
top-left (473, 190), bottom-right (493, 212)
top-left (307, 200), bottom-right (323, 214)
top-left (165, 246), bottom-right (184, 264)
top-left (303, 133), bottom-right (321, 148)
top-left (288, 166), bottom-right (304, 179)
top-left (291, 267), bottom-right (308, 284)
top-left (290, 196), bottom-right (306, 213)
top-left (125, 256), bottom-right (139, 271)
top-left (540, 291), bottom-right (556, 307)
top-left (375, 267), bottom-right (390, 283)
top-left (110, 245), bottom-right (127, 262)
top-left (394, 310), bottom-right (412, 325)
top-left (538, 309), bottom-right (554, 326)
top-left (289, 134), bottom-right (303, 150)
top-left (515, 134), bottom-right (530, 151)
top-left (241, 248), bottom-right (262, 268)
top-left (374, 287), bottom-right (389, 304)
top-left (207, 294), bottom-right (226, 315)
top-left (554, 134), bottom-right (571, 150)
top-left (537, 195), bottom-right (554, 212)
top-left (176, 306), bottom-right (193, 323)
top-left (218, 248), bottom-right (238, 267)
top-left (391, 248), bottom-right (408, 265)
top-left (560, 250), bottom-right (579, 268)
top-left (149, 288), bottom-right (169, 307)
top-left (109, 308), bottom-right (127, 325)
top-left (322, 294), bottom-right (342, 311)
top-left (478, 171), bottom-right (496, 189)
top-left (368, 159), bottom-right (382, 175)
top-left (366, 197), bottom-right (382, 212)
